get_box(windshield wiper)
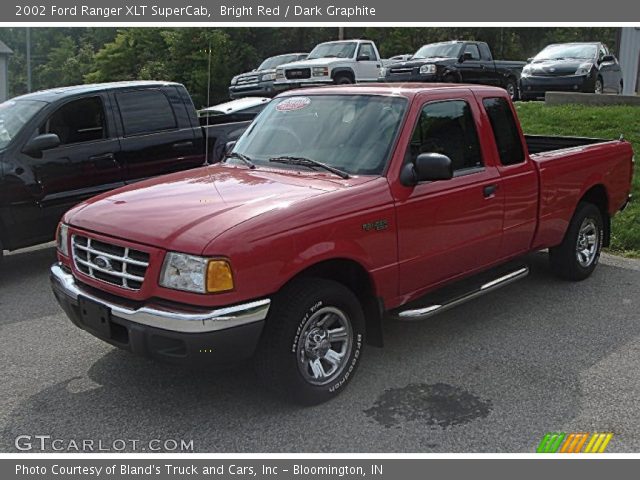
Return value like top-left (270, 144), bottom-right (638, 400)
top-left (269, 156), bottom-right (350, 179)
top-left (225, 151), bottom-right (256, 169)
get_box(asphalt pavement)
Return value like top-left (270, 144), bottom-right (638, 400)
top-left (1, 244), bottom-right (639, 453)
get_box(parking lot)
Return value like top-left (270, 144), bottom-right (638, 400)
top-left (1, 245), bottom-right (639, 453)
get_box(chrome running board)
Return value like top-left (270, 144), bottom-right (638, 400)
top-left (395, 266), bottom-right (529, 321)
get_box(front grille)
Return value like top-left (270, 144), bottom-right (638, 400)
top-left (285, 68), bottom-right (311, 80)
top-left (237, 75), bottom-right (259, 85)
top-left (390, 67), bottom-right (415, 75)
top-left (72, 235), bottom-right (150, 291)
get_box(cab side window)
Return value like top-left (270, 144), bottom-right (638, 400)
top-left (407, 100), bottom-right (483, 172)
top-left (358, 43), bottom-right (376, 60)
top-left (463, 44), bottom-right (481, 60)
top-left (116, 89), bottom-right (177, 136)
top-left (40, 96), bottom-right (106, 145)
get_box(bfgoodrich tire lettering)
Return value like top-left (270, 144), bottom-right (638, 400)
top-left (254, 277), bottom-right (365, 405)
top-left (549, 201), bottom-right (604, 281)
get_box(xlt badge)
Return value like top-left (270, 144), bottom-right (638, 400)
top-left (362, 220), bottom-right (389, 232)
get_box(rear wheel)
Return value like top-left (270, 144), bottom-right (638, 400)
top-left (254, 277), bottom-right (365, 405)
top-left (549, 202), bottom-right (603, 281)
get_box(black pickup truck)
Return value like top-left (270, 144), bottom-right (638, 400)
top-left (0, 81), bottom-right (253, 263)
top-left (381, 41), bottom-right (526, 100)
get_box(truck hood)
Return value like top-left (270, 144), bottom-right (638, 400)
top-left (66, 165), bottom-right (357, 254)
top-left (387, 57), bottom-right (456, 68)
top-left (281, 57), bottom-right (347, 68)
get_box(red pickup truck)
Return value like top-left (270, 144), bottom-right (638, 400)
top-left (50, 84), bottom-right (634, 405)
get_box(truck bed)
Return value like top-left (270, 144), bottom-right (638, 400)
top-left (525, 134), bottom-right (608, 155)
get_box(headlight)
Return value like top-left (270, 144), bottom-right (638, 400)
top-left (56, 223), bottom-right (69, 257)
top-left (575, 63), bottom-right (594, 76)
top-left (261, 72), bottom-right (276, 81)
top-left (275, 68), bottom-right (284, 80)
top-left (160, 253), bottom-right (234, 294)
top-left (521, 66), bottom-right (532, 77)
top-left (419, 64), bottom-right (436, 75)
top-left (312, 66), bottom-right (329, 77)
top-left (231, 76), bottom-right (239, 86)
top-left (380, 67), bottom-right (387, 77)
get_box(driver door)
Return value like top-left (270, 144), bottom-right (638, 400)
top-left (31, 94), bottom-right (124, 236)
top-left (394, 95), bottom-right (505, 296)
top-left (354, 43), bottom-right (381, 81)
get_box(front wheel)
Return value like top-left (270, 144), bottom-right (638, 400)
top-left (594, 77), bottom-right (604, 94)
top-left (333, 74), bottom-right (354, 85)
top-left (254, 277), bottom-right (365, 405)
top-left (549, 202), bottom-right (604, 281)
top-left (505, 78), bottom-right (519, 101)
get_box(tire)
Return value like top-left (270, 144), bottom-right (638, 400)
top-left (442, 73), bottom-right (458, 83)
top-left (549, 202), bottom-right (604, 281)
top-left (333, 74), bottom-right (354, 85)
top-left (505, 78), bottom-right (519, 101)
top-left (594, 77), bottom-right (604, 94)
top-left (254, 277), bottom-right (365, 405)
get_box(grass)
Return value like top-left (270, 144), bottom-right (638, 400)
top-left (515, 102), bottom-right (640, 258)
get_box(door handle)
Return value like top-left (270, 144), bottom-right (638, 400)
top-left (89, 153), bottom-right (116, 169)
top-left (483, 184), bottom-right (498, 198)
top-left (172, 141), bottom-right (194, 150)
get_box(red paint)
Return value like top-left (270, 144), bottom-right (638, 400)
top-left (59, 84), bottom-right (634, 311)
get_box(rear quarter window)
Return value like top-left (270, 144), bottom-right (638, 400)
top-left (116, 89), bottom-right (177, 136)
top-left (482, 97), bottom-right (525, 166)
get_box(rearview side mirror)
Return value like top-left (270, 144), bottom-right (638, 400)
top-left (400, 153), bottom-right (453, 186)
top-left (225, 141), bottom-right (236, 155)
top-left (601, 54), bottom-right (615, 62)
top-left (356, 54), bottom-right (371, 61)
top-left (23, 133), bottom-right (61, 157)
top-left (527, 57), bottom-right (534, 63)
top-left (459, 52), bottom-right (474, 62)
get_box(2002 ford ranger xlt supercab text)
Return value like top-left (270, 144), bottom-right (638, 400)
top-left (50, 84), bottom-right (634, 405)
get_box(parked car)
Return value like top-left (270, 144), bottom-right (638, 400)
top-left (520, 42), bottom-right (623, 100)
top-left (274, 40), bottom-right (382, 90)
top-left (381, 41), bottom-right (526, 100)
top-left (199, 97), bottom-right (271, 123)
top-left (0, 81), bottom-right (251, 263)
top-left (229, 53), bottom-right (308, 99)
top-left (51, 84), bottom-right (633, 405)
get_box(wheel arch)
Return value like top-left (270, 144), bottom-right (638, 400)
top-left (284, 257), bottom-right (384, 347)
top-left (331, 68), bottom-right (355, 82)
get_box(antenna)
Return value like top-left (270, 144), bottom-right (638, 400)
top-left (204, 37), bottom-right (212, 165)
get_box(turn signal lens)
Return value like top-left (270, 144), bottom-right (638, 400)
top-left (206, 260), bottom-right (234, 293)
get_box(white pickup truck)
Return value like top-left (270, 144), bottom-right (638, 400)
top-left (274, 39), bottom-right (382, 90)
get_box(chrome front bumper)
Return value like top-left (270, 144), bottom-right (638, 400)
top-left (50, 264), bottom-right (271, 333)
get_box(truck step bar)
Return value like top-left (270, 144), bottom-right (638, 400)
top-left (393, 264), bottom-right (529, 321)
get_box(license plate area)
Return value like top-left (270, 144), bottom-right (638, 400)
top-left (78, 296), bottom-right (112, 337)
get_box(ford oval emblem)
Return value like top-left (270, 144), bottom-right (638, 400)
top-left (94, 255), bottom-right (113, 271)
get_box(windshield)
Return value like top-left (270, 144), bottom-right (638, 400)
top-left (0, 99), bottom-right (46, 150)
top-left (258, 54), bottom-right (305, 70)
top-left (534, 44), bottom-right (597, 61)
top-left (233, 95), bottom-right (407, 176)
top-left (413, 43), bottom-right (462, 59)
top-left (308, 42), bottom-right (357, 60)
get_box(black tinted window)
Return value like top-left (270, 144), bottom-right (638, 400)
top-left (41, 96), bottom-right (106, 145)
top-left (116, 90), bottom-right (176, 136)
top-left (408, 100), bottom-right (483, 172)
top-left (464, 44), bottom-right (481, 60)
top-left (482, 97), bottom-right (524, 165)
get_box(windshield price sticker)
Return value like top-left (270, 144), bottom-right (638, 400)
top-left (276, 97), bottom-right (311, 112)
